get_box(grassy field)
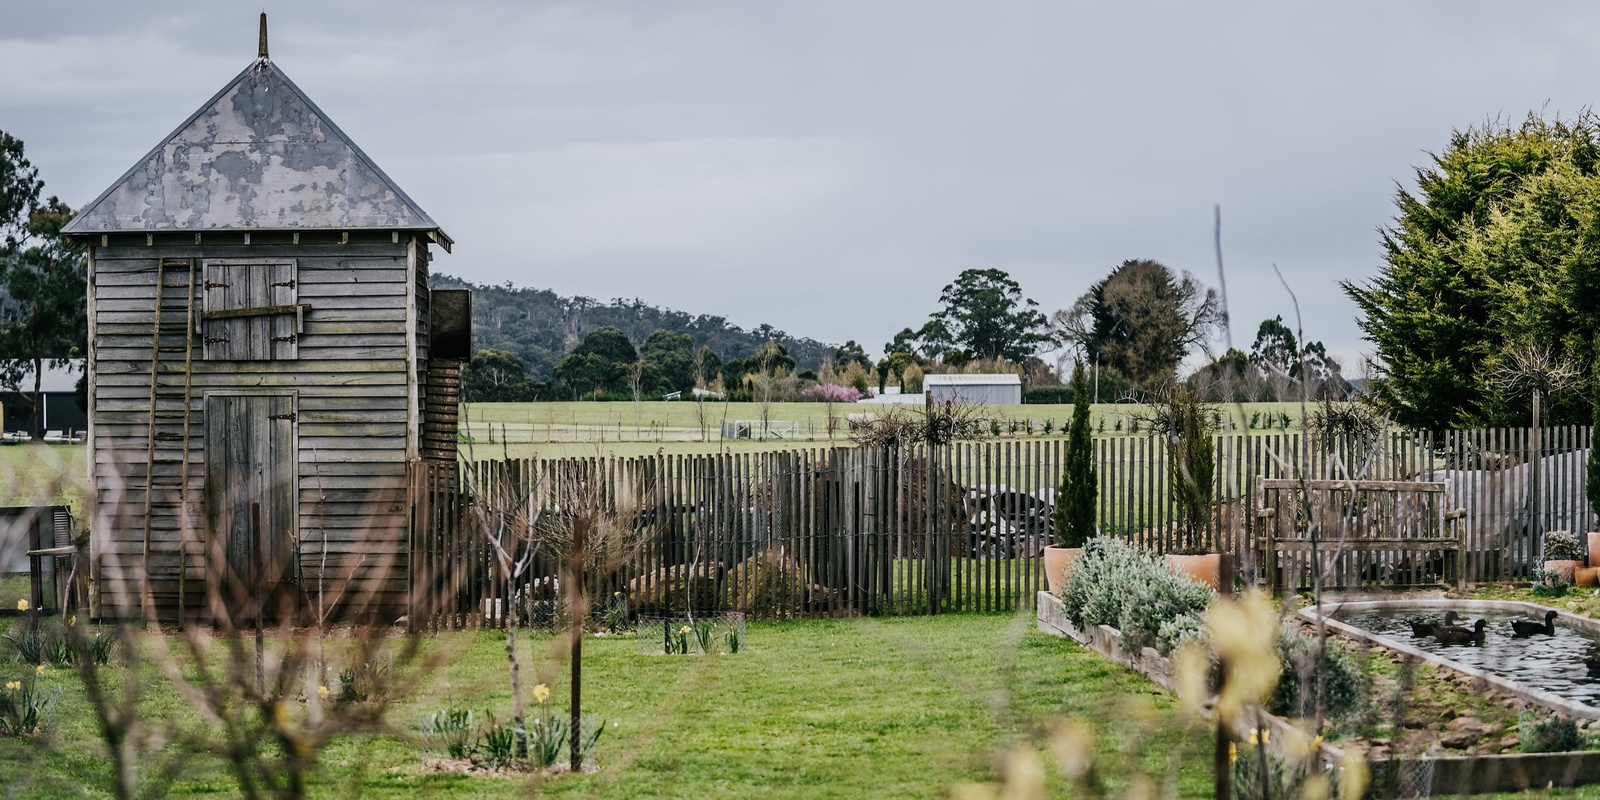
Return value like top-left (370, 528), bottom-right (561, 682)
top-left (1, 443), bottom-right (88, 524)
top-left (0, 613), bottom-right (1212, 798)
top-left (463, 400), bottom-right (1313, 460)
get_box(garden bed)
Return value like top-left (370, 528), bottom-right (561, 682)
top-left (1041, 589), bottom-right (1600, 796)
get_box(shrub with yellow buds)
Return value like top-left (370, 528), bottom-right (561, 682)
top-left (1205, 590), bottom-right (1281, 724)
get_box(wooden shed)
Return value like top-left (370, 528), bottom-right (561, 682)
top-left (61, 22), bottom-right (468, 623)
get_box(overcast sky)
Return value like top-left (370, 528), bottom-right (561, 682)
top-left (4, 2), bottom-right (1597, 369)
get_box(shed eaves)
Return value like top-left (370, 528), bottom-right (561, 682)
top-left (63, 58), bottom-right (446, 240)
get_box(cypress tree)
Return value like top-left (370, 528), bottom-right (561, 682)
top-left (1054, 360), bottom-right (1097, 547)
top-left (1588, 369), bottom-right (1600, 525)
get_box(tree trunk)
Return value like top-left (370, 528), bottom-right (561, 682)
top-left (30, 353), bottom-right (43, 440)
top-left (508, 623), bottom-right (527, 759)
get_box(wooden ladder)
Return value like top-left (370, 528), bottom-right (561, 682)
top-left (140, 257), bottom-right (197, 626)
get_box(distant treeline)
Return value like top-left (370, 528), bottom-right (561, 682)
top-left (433, 275), bottom-right (834, 380)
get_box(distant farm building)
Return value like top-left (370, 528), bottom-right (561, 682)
top-left (2, 359), bottom-right (87, 436)
top-left (61, 21), bottom-right (469, 623)
top-left (924, 374), bottom-right (1022, 406)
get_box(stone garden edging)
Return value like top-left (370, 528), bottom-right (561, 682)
top-left (1037, 591), bottom-right (1600, 797)
top-left (1035, 592), bottom-right (1336, 772)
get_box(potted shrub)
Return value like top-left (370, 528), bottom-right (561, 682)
top-left (1543, 531), bottom-right (1583, 584)
top-left (1160, 386), bottom-right (1222, 589)
top-left (1046, 360), bottom-right (1096, 594)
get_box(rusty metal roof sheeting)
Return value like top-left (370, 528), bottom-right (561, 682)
top-left (64, 59), bottom-right (445, 238)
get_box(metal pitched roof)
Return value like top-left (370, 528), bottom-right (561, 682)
top-left (63, 58), bottom-right (445, 238)
top-left (923, 373), bottom-right (1022, 386)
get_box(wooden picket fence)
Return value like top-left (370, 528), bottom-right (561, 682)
top-left (406, 426), bottom-right (1597, 626)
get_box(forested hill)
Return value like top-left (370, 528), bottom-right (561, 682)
top-left (432, 275), bottom-right (834, 379)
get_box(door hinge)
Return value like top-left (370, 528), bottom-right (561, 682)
top-left (204, 336), bottom-right (229, 344)
top-left (271, 279), bottom-right (296, 288)
top-left (268, 412), bottom-right (297, 422)
top-left (271, 335), bottom-right (297, 343)
top-left (204, 281), bottom-right (230, 289)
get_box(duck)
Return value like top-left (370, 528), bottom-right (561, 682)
top-left (1511, 610), bottom-right (1559, 638)
top-left (1434, 618), bottom-right (1487, 646)
top-left (1585, 654), bottom-right (1600, 677)
top-left (1410, 610), bottom-right (1459, 638)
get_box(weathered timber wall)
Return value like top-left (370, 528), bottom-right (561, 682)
top-left (88, 234), bottom-right (433, 621)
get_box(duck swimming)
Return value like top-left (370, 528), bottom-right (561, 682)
top-left (1410, 610), bottom-right (1459, 638)
top-left (1511, 610), bottom-right (1559, 638)
top-left (1434, 618), bottom-right (1488, 646)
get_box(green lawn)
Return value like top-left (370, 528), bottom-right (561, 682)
top-left (0, 613), bottom-right (1213, 798)
top-left (0, 443), bottom-right (88, 520)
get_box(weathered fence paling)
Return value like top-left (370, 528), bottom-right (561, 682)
top-left (406, 427), bottom-right (1597, 627)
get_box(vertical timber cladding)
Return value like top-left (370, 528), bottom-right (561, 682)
top-left (204, 392), bottom-right (297, 618)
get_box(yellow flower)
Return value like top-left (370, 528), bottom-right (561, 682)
top-left (1248, 728), bottom-right (1269, 745)
top-left (533, 683), bottom-right (551, 704)
top-left (67, 615), bottom-right (76, 627)
top-left (35, 665), bottom-right (45, 676)
top-left (4, 681), bottom-right (19, 692)
top-left (15, 599), bottom-right (27, 612)
top-left (680, 625), bottom-right (692, 634)
top-left (1228, 742), bottom-right (1237, 763)
top-left (317, 685), bottom-right (329, 701)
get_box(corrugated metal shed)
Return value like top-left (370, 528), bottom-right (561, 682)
top-left (62, 58), bottom-right (448, 245)
top-left (924, 373), bottom-right (1022, 406)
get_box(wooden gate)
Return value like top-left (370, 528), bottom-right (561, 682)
top-left (205, 393), bottom-right (298, 619)
top-left (1255, 478), bottom-right (1466, 591)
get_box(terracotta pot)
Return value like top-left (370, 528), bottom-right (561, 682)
top-left (1544, 560), bottom-right (1580, 583)
top-left (1043, 546), bottom-right (1082, 595)
top-left (1576, 567), bottom-right (1600, 587)
top-left (1167, 553), bottom-right (1223, 590)
top-left (1589, 532), bottom-right (1600, 567)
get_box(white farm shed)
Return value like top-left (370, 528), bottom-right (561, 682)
top-left (924, 374), bottom-right (1022, 406)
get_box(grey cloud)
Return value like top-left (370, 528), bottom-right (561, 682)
top-left (6, 1), bottom-right (1600, 366)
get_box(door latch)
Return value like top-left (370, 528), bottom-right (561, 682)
top-left (267, 412), bottom-right (297, 422)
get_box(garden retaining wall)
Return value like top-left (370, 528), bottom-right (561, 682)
top-left (1038, 591), bottom-right (1600, 797)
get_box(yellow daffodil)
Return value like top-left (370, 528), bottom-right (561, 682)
top-left (317, 685), bottom-right (329, 701)
top-left (35, 665), bottom-right (45, 676)
top-left (680, 625), bottom-right (692, 634)
top-left (1247, 728), bottom-right (1269, 745)
top-left (15, 599), bottom-right (27, 612)
top-left (5, 681), bottom-right (20, 692)
top-left (1228, 742), bottom-right (1237, 763)
top-left (67, 615), bottom-right (76, 627)
top-left (533, 683), bottom-right (551, 703)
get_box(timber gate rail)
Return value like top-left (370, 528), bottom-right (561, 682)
top-left (406, 426), bottom-right (1597, 627)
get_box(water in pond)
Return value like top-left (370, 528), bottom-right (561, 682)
top-left (1333, 606), bottom-right (1600, 709)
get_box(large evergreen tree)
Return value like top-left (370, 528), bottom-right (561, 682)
top-left (1345, 113), bottom-right (1600, 429)
top-left (0, 130), bottom-right (86, 438)
top-left (921, 268), bottom-right (1051, 363)
top-left (1054, 259), bottom-right (1222, 390)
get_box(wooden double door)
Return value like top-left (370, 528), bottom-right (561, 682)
top-left (204, 393), bottom-right (298, 620)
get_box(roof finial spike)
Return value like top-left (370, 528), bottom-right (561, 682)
top-left (258, 12), bottom-right (269, 60)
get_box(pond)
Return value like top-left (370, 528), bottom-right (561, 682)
top-left (1333, 604), bottom-right (1600, 710)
